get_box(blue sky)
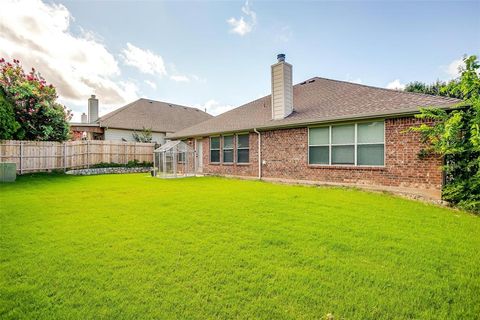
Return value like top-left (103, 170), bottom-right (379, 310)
top-left (1, 0), bottom-right (479, 121)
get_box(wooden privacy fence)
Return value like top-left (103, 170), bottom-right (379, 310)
top-left (0, 140), bottom-right (156, 174)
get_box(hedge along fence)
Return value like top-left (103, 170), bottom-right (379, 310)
top-left (0, 140), bottom-right (156, 174)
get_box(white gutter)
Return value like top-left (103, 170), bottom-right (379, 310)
top-left (254, 128), bottom-right (262, 180)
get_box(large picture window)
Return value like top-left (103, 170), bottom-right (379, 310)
top-left (308, 121), bottom-right (384, 166)
top-left (223, 136), bottom-right (234, 163)
top-left (237, 134), bottom-right (249, 163)
top-left (210, 137), bottom-right (220, 163)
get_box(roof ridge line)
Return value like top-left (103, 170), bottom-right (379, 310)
top-left (137, 98), bottom-right (211, 116)
top-left (312, 77), bottom-right (460, 102)
top-left (99, 98), bottom-right (211, 126)
top-left (138, 98), bottom-right (209, 114)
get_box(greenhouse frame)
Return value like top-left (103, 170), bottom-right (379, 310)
top-left (153, 141), bottom-right (196, 178)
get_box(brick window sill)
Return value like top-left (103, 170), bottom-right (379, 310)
top-left (308, 165), bottom-right (386, 171)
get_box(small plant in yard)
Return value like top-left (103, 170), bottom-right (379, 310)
top-left (132, 127), bottom-right (153, 143)
top-left (409, 55), bottom-right (480, 213)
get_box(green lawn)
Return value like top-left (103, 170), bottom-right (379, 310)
top-left (1, 174), bottom-right (479, 319)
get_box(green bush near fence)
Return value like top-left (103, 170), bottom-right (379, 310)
top-left (90, 160), bottom-right (153, 169)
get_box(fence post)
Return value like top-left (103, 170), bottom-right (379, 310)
top-left (86, 140), bottom-right (90, 169)
top-left (124, 142), bottom-right (127, 164)
top-left (19, 141), bottom-right (23, 175)
top-left (63, 142), bottom-right (67, 172)
top-left (134, 142), bottom-right (136, 162)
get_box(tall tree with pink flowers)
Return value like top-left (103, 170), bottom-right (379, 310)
top-left (0, 58), bottom-right (72, 141)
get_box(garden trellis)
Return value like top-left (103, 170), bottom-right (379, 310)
top-left (153, 140), bottom-right (196, 178)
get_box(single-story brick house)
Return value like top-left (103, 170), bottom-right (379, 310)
top-left (169, 54), bottom-right (460, 199)
top-left (71, 97), bottom-right (212, 143)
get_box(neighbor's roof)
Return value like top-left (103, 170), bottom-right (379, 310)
top-left (168, 77), bottom-right (461, 139)
top-left (98, 98), bottom-right (212, 133)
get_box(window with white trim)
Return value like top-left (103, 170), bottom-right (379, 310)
top-left (309, 121), bottom-right (384, 166)
top-left (237, 134), bottom-right (249, 163)
top-left (223, 135), bottom-right (234, 163)
top-left (210, 137), bottom-right (220, 163)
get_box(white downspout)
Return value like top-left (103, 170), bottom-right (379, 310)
top-left (254, 128), bottom-right (262, 179)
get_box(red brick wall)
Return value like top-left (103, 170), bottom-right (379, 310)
top-left (200, 117), bottom-right (443, 192)
top-left (201, 134), bottom-right (259, 177)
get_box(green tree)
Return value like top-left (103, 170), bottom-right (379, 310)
top-left (0, 88), bottom-right (20, 139)
top-left (411, 55), bottom-right (480, 212)
top-left (0, 58), bottom-right (72, 141)
top-left (132, 127), bottom-right (153, 143)
top-left (405, 80), bottom-right (464, 99)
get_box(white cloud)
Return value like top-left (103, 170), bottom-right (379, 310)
top-left (144, 80), bottom-right (157, 89)
top-left (170, 75), bottom-right (190, 82)
top-left (121, 42), bottom-right (167, 77)
top-left (276, 26), bottom-right (293, 43)
top-left (0, 0), bottom-right (139, 119)
top-left (445, 58), bottom-right (465, 78)
top-left (386, 79), bottom-right (406, 90)
top-left (345, 74), bottom-right (363, 84)
top-left (194, 99), bottom-right (235, 116)
top-left (227, 0), bottom-right (257, 36)
top-left (190, 74), bottom-right (207, 83)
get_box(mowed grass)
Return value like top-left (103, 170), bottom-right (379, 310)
top-left (0, 174), bottom-right (479, 320)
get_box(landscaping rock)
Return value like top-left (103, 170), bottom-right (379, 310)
top-left (66, 167), bottom-right (152, 176)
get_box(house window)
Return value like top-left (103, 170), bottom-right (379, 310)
top-left (308, 127), bottom-right (329, 164)
top-left (331, 124), bottom-right (355, 165)
top-left (308, 121), bottom-right (384, 166)
top-left (357, 122), bottom-right (384, 166)
top-left (223, 135), bottom-right (234, 163)
top-left (210, 137), bottom-right (220, 163)
top-left (237, 134), bottom-right (249, 163)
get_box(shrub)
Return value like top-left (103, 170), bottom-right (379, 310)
top-left (90, 160), bottom-right (153, 169)
top-left (132, 127), bottom-right (153, 143)
top-left (410, 55), bottom-right (480, 213)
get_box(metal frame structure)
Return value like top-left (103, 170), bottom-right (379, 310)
top-left (153, 141), bottom-right (196, 178)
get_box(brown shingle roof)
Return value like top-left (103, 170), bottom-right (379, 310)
top-left (168, 77), bottom-right (461, 139)
top-left (98, 98), bottom-right (212, 133)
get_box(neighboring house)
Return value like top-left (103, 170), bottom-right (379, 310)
top-left (169, 54), bottom-right (461, 199)
top-left (71, 96), bottom-right (212, 144)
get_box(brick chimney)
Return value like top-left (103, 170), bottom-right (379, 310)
top-left (271, 54), bottom-right (293, 120)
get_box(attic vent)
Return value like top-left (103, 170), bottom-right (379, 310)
top-left (308, 79), bottom-right (315, 83)
top-left (168, 104), bottom-right (173, 107)
top-left (148, 101), bottom-right (153, 104)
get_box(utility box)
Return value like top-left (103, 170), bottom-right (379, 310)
top-left (0, 162), bottom-right (16, 182)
